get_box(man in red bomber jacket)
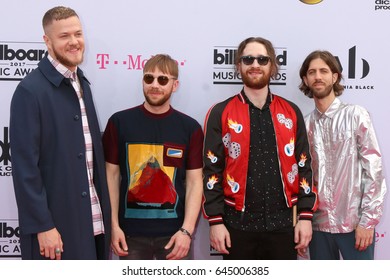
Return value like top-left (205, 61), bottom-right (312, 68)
top-left (202, 37), bottom-right (318, 260)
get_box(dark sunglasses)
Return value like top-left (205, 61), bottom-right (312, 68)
top-left (240, 55), bottom-right (271, 66)
top-left (143, 74), bottom-right (175, 86)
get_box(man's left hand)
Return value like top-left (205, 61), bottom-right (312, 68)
top-left (164, 230), bottom-right (191, 260)
top-left (355, 226), bottom-right (374, 251)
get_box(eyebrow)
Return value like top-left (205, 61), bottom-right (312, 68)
top-left (308, 67), bottom-right (330, 72)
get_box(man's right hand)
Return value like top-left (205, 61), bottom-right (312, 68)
top-left (37, 228), bottom-right (63, 260)
top-left (111, 226), bottom-right (129, 257)
top-left (210, 224), bottom-right (231, 254)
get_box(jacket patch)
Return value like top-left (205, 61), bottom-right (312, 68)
top-left (228, 119), bottom-right (243, 133)
top-left (277, 113), bottom-right (293, 129)
top-left (207, 175), bottom-right (218, 190)
top-left (227, 174), bottom-right (240, 193)
top-left (287, 163), bottom-right (298, 184)
top-left (284, 138), bottom-right (295, 157)
top-left (222, 133), bottom-right (231, 147)
top-left (300, 178), bottom-right (311, 194)
top-left (298, 153), bottom-right (307, 167)
top-left (207, 150), bottom-right (218, 163)
top-left (222, 133), bottom-right (241, 159)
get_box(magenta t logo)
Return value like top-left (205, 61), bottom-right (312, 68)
top-left (96, 53), bottom-right (110, 69)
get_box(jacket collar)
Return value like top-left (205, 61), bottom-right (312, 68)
top-left (314, 97), bottom-right (341, 120)
top-left (38, 55), bottom-right (90, 87)
top-left (239, 87), bottom-right (273, 108)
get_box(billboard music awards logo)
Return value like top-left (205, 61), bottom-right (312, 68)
top-left (0, 42), bottom-right (46, 81)
top-left (96, 53), bottom-right (187, 70)
top-left (0, 219), bottom-right (20, 258)
top-left (374, 0), bottom-right (390, 10)
top-left (213, 46), bottom-right (287, 86)
top-left (335, 46), bottom-right (375, 91)
top-left (0, 127), bottom-right (11, 177)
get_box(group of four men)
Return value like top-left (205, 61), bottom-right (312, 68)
top-left (10, 6), bottom-right (386, 260)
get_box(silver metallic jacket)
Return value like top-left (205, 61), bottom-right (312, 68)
top-left (305, 98), bottom-right (386, 233)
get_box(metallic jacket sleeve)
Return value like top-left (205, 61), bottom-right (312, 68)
top-left (355, 106), bottom-right (387, 229)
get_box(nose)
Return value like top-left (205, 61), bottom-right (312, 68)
top-left (150, 78), bottom-right (160, 87)
top-left (314, 71), bottom-right (322, 80)
top-left (252, 59), bottom-right (261, 67)
top-left (69, 35), bottom-right (78, 45)
top-left (152, 78), bottom-right (159, 86)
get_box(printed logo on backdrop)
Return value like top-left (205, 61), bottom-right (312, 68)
top-left (299, 0), bottom-right (323, 4)
top-left (96, 54), bottom-right (187, 70)
top-left (376, 231), bottom-right (387, 243)
top-left (213, 46), bottom-right (287, 86)
top-left (374, 0), bottom-right (390, 10)
top-left (0, 127), bottom-right (11, 177)
top-left (0, 219), bottom-right (20, 258)
top-left (0, 42), bottom-right (46, 81)
top-left (335, 46), bottom-right (374, 91)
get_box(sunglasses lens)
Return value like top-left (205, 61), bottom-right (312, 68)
top-left (143, 74), bottom-right (171, 86)
top-left (143, 74), bottom-right (154, 84)
top-left (257, 56), bottom-right (270, 65)
top-left (157, 76), bottom-right (169, 86)
top-left (241, 56), bottom-right (270, 66)
top-left (241, 56), bottom-right (255, 65)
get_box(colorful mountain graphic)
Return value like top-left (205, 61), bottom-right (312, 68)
top-left (127, 156), bottom-right (176, 205)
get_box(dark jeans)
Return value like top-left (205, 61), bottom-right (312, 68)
top-left (119, 236), bottom-right (193, 260)
top-left (224, 224), bottom-right (297, 260)
top-left (309, 230), bottom-right (375, 260)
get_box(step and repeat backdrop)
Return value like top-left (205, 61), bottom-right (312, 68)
top-left (0, 0), bottom-right (389, 259)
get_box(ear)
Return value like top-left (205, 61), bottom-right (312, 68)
top-left (332, 73), bottom-right (338, 84)
top-left (303, 76), bottom-right (309, 86)
top-left (43, 34), bottom-right (51, 48)
top-left (172, 79), bottom-right (179, 93)
top-left (236, 63), bottom-right (242, 75)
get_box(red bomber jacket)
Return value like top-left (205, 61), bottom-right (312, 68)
top-left (202, 91), bottom-right (318, 226)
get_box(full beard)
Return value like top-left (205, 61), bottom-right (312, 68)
top-left (241, 69), bottom-right (271, 90)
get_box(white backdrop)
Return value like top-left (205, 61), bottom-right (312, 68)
top-left (0, 0), bottom-right (389, 259)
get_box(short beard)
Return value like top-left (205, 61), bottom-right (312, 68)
top-left (52, 47), bottom-right (83, 69)
top-left (143, 91), bottom-right (172, 107)
top-left (311, 84), bottom-right (333, 100)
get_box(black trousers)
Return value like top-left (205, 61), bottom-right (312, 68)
top-left (223, 224), bottom-right (297, 260)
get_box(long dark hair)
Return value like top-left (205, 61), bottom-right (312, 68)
top-left (299, 50), bottom-right (344, 98)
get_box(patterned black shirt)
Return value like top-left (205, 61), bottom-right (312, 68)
top-left (225, 90), bottom-right (293, 232)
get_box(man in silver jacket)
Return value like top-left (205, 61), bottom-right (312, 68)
top-left (299, 50), bottom-right (386, 259)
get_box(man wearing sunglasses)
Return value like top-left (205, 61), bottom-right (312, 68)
top-left (202, 37), bottom-right (318, 259)
top-left (103, 54), bottom-right (204, 260)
